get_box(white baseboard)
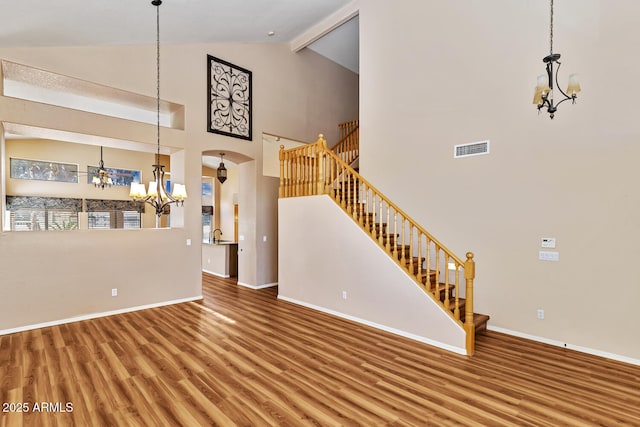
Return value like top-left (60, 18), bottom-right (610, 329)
top-left (0, 296), bottom-right (203, 337)
top-left (238, 281), bottom-right (278, 290)
top-left (202, 269), bottom-right (230, 278)
top-left (487, 325), bottom-right (640, 367)
top-left (278, 295), bottom-right (467, 356)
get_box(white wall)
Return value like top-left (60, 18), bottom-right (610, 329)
top-left (359, 0), bottom-right (640, 361)
top-left (278, 195), bottom-right (467, 354)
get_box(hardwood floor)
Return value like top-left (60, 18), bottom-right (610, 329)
top-left (1, 273), bottom-right (639, 426)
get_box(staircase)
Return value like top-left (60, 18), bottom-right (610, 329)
top-left (279, 122), bottom-right (489, 355)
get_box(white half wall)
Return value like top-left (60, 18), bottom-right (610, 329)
top-left (278, 195), bottom-right (466, 354)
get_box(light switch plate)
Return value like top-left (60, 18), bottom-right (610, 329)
top-left (541, 237), bottom-right (556, 248)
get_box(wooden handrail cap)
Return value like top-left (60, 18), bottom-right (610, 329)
top-left (466, 252), bottom-right (474, 260)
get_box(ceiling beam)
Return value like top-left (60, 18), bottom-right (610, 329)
top-left (290, 0), bottom-right (359, 53)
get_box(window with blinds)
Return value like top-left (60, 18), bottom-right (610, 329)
top-left (88, 211), bottom-right (141, 229)
top-left (10, 208), bottom-right (78, 231)
top-left (6, 196), bottom-right (143, 231)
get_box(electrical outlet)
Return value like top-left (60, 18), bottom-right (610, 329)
top-left (342, 291), bottom-right (347, 300)
top-left (537, 309), bottom-right (544, 319)
top-left (112, 288), bottom-right (118, 297)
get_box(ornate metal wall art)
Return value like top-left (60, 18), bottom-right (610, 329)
top-left (207, 55), bottom-right (252, 140)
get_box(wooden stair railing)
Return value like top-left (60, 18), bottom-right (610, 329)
top-left (332, 120), bottom-right (359, 165)
top-left (279, 134), bottom-right (479, 355)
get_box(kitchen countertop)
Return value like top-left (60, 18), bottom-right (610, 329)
top-left (203, 240), bottom-right (238, 246)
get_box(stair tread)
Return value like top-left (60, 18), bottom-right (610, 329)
top-left (473, 313), bottom-right (490, 333)
top-left (420, 268), bottom-right (442, 278)
top-left (473, 313), bottom-right (490, 325)
top-left (428, 282), bottom-right (455, 291)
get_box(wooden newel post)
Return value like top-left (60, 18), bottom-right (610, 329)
top-left (464, 251), bottom-right (475, 355)
top-left (279, 144), bottom-right (285, 198)
top-left (317, 134), bottom-right (327, 195)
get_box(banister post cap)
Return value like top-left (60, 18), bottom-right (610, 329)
top-left (317, 134), bottom-right (327, 148)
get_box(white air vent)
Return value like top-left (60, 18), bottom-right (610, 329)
top-left (454, 140), bottom-right (490, 158)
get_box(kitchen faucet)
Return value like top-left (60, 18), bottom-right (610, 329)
top-left (212, 228), bottom-right (222, 243)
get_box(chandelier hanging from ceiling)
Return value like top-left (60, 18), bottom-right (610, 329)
top-left (533, 0), bottom-right (581, 119)
top-left (129, 0), bottom-right (187, 224)
top-left (92, 146), bottom-right (113, 189)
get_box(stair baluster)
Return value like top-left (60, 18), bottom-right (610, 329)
top-left (444, 254), bottom-right (451, 310)
top-left (400, 218), bottom-right (407, 266)
top-left (385, 204), bottom-right (392, 253)
top-left (393, 212), bottom-right (399, 260)
top-left (417, 233), bottom-right (423, 283)
top-left (453, 260), bottom-right (461, 320)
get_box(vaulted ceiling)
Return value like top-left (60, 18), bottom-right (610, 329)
top-left (0, 0), bottom-right (358, 73)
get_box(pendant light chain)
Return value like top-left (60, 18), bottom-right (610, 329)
top-left (549, 0), bottom-right (554, 55)
top-left (156, 1), bottom-right (161, 166)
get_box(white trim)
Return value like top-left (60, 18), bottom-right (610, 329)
top-left (487, 325), bottom-right (640, 367)
top-left (0, 296), bottom-right (203, 336)
top-left (202, 269), bottom-right (230, 278)
top-left (278, 295), bottom-right (467, 356)
top-left (237, 281), bottom-right (278, 290)
top-left (290, 0), bottom-right (360, 52)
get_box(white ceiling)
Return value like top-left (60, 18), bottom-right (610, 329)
top-left (0, 0), bottom-right (356, 52)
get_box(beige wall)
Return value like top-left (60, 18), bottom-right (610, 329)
top-left (0, 42), bottom-right (359, 332)
top-left (359, 0), bottom-right (640, 361)
top-left (278, 196), bottom-right (467, 354)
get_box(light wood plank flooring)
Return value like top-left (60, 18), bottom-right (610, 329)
top-left (1, 273), bottom-right (639, 426)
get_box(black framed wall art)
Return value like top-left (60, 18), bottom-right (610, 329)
top-left (207, 55), bottom-right (252, 140)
